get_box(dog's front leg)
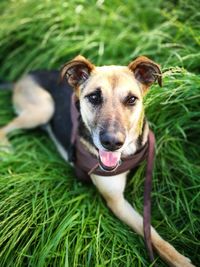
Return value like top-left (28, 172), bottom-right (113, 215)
top-left (91, 173), bottom-right (195, 267)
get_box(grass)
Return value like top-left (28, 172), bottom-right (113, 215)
top-left (0, 0), bottom-right (199, 266)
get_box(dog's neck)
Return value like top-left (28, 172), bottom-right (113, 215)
top-left (78, 116), bottom-right (149, 158)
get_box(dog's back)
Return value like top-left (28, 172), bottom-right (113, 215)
top-left (30, 70), bottom-right (73, 151)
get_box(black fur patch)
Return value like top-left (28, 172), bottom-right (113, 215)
top-left (30, 70), bottom-right (73, 152)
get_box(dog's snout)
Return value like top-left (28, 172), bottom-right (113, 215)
top-left (100, 131), bottom-right (125, 151)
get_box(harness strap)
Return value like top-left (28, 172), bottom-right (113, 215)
top-left (70, 93), bottom-right (79, 145)
top-left (143, 130), bottom-right (156, 265)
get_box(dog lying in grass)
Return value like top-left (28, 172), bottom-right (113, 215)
top-left (0, 55), bottom-right (195, 267)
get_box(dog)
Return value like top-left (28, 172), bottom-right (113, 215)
top-left (0, 55), bottom-right (195, 267)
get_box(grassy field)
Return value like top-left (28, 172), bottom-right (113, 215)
top-left (0, 0), bottom-right (200, 266)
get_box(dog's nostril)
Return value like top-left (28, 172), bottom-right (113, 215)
top-left (100, 131), bottom-right (125, 151)
top-left (104, 140), bottom-right (111, 146)
top-left (116, 141), bottom-right (123, 147)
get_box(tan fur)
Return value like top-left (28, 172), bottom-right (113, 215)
top-left (62, 56), bottom-right (194, 266)
top-left (78, 66), bottom-right (145, 156)
top-left (91, 173), bottom-right (194, 267)
top-left (79, 137), bottom-right (98, 157)
top-left (0, 56), bottom-right (195, 267)
top-left (0, 76), bottom-right (54, 146)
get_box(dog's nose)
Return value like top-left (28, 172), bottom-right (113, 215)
top-left (100, 131), bottom-right (125, 151)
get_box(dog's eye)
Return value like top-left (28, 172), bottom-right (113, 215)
top-left (125, 95), bottom-right (137, 106)
top-left (86, 89), bottom-right (102, 105)
top-left (87, 94), bottom-right (102, 105)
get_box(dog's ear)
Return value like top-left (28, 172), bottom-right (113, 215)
top-left (60, 55), bottom-right (95, 88)
top-left (128, 56), bottom-right (162, 90)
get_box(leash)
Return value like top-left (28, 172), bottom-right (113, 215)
top-left (143, 130), bottom-right (156, 265)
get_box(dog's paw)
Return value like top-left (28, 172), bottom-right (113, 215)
top-left (171, 255), bottom-right (196, 267)
top-left (0, 132), bottom-right (13, 155)
top-left (155, 239), bottom-right (196, 267)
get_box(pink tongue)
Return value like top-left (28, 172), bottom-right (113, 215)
top-left (99, 150), bottom-right (121, 168)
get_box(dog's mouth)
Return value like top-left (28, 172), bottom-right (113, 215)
top-left (98, 150), bottom-right (121, 172)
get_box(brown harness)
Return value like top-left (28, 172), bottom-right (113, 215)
top-left (70, 93), bottom-right (156, 264)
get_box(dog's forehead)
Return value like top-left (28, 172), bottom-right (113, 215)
top-left (84, 65), bottom-right (142, 96)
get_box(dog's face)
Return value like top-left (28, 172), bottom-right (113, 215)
top-left (61, 56), bottom-right (161, 171)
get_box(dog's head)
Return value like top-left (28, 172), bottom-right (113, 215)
top-left (61, 55), bottom-right (162, 171)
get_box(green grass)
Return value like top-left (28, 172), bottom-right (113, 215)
top-left (0, 0), bottom-right (199, 266)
